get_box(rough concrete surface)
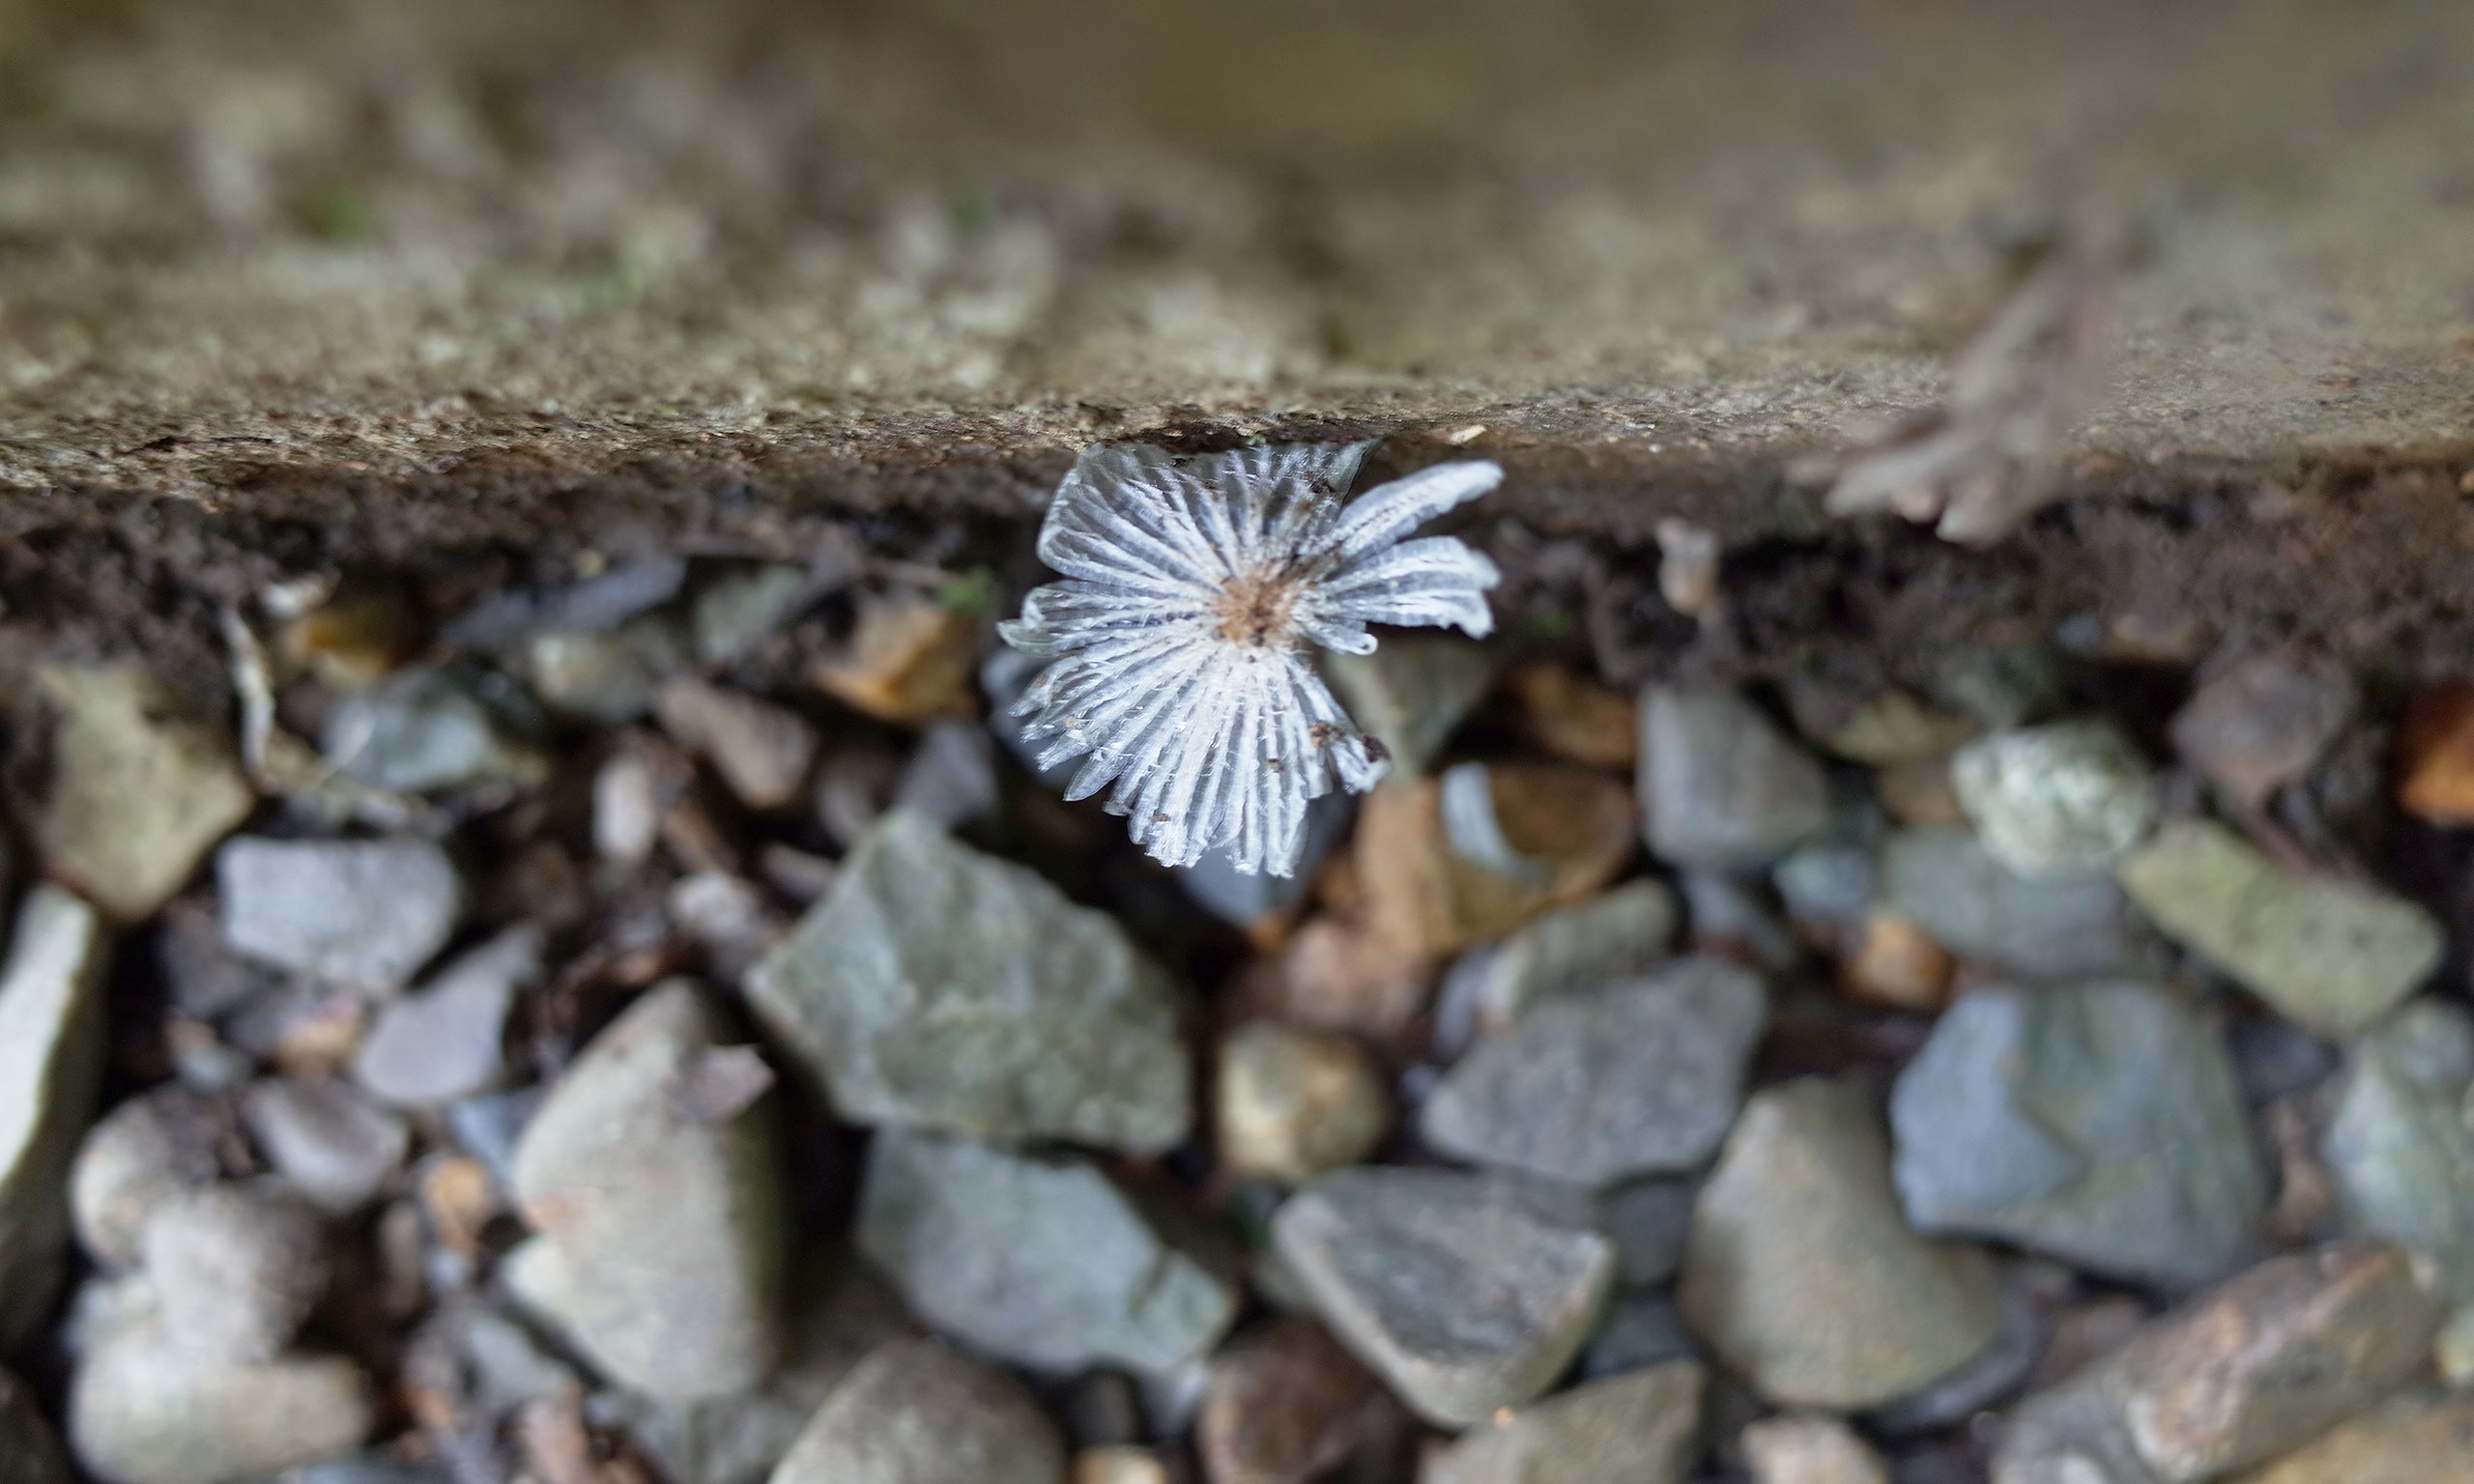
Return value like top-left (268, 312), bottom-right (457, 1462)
top-left (1, 0), bottom-right (2470, 668)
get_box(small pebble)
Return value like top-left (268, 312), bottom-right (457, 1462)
top-left (142, 1183), bottom-right (331, 1364)
top-left (1215, 1022), bottom-right (1390, 1185)
top-left (767, 1338), bottom-right (1064, 1484)
top-left (2322, 998), bottom-right (2474, 1299)
top-left (1461, 878), bottom-right (1679, 1031)
top-left (69, 1312), bottom-right (374, 1484)
top-left (242, 1079), bottom-right (411, 1214)
top-left (656, 678), bottom-right (819, 811)
top-left (812, 595), bottom-right (978, 724)
top-left (354, 926), bottom-right (540, 1107)
top-left (1891, 980), bottom-right (2266, 1287)
top-left (524, 618), bottom-right (690, 723)
top-left (320, 666), bottom-right (546, 794)
top-left (1741, 1415), bottom-right (1890, 1484)
top-left (1357, 765), bottom-right (1635, 956)
top-left (71, 1087), bottom-right (225, 1270)
top-left (1272, 1166), bottom-right (1614, 1426)
top-left (1421, 1361), bottom-right (1705, 1484)
top-left (1884, 828), bottom-right (2145, 980)
top-left (857, 1131), bottom-right (1236, 1380)
top-left (2170, 653), bottom-right (2355, 808)
top-left (1950, 721), bottom-right (2154, 877)
top-left (12, 664), bottom-right (254, 921)
top-left (0, 887), bottom-right (109, 1349)
top-left (216, 837), bottom-right (463, 992)
top-left (1198, 1318), bottom-right (1391, 1484)
top-left (1325, 632), bottom-right (1498, 779)
top-left (2118, 818), bottom-right (2441, 1038)
top-left (1640, 686), bottom-right (1832, 870)
top-left (1680, 1077), bottom-right (2002, 1411)
top-left (1422, 956), bottom-right (1766, 1187)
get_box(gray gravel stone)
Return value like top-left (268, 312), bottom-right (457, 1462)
top-left (1325, 632), bottom-right (1498, 780)
top-left (13, 664), bottom-right (255, 922)
top-left (1891, 981), bottom-right (2266, 1286)
top-left (1580, 1293), bottom-right (1699, 1381)
top-left (1462, 879), bottom-right (1679, 1031)
top-left (1884, 827), bottom-right (2145, 980)
top-left (1, 1367), bottom-right (72, 1484)
top-left (320, 666), bottom-right (547, 794)
top-left (1640, 687), bottom-right (1832, 870)
top-left (524, 618), bottom-right (691, 723)
top-left (354, 927), bottom-right (540, 1107)
top-left (747, 810), bottom-right (1191, 1153)
top-left (1272, 1165), bottom-right (1615, 1426)
top-left (1421, 1360), bottom-right (1705, 1484)
top-left (1602, 1178), bottom-right (1697, 1288)
top-left (70, 1310), bottom-right (374, 1484)
top-left (1680, 1077), bottom-right (2001, 1411)
top-left (2323, 998), bottom-right (2474, 1299)
top-left (142, 1182), bottom-right (331, 1364)
top-left (1422, 956), bottom-right (1767, 1187)
top-left (216, 837), bottom-right (463, 991)
top-left (2169, 653), bottom-right (2357, 810)
top-left (693, 564), bottom-right (815, 667)
top-left (0, 886), bottom-right (108, 1351)
top-left (510, 982), bottom-right (789, 1399)
top-left (2118, 819), bottom-right (2441, 1039)
top-left (890, 722), bottom-right (1000, 832)
top-left (1951, 722), bottom-right (2156, 878)
top-left (72, 1086), bottom-right (223, 1271)
top-left (1995, 1241), bottom-right (2440, 1484)
top-left (857, 1131), bottom-right (1236, 1378)
top-left (242, 1080), bottom-right (410, 1214)
top-left (657, 678), bottom-right (819, 811)
top-left (627, 1255), bottom-right (910, 1484)
top-left (768, 1338), bottom-right (1065, 1484)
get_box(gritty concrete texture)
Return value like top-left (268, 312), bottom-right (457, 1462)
top-left (5, 0), bottom-right (2474, 688)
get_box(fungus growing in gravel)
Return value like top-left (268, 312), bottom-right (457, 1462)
top-left (1000, 441), bottom-right (1503, 876)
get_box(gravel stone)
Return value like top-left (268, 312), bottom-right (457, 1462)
top-left (626, 1256), bottom-right (911, 1484)
top-left (2323, 998), bottom-right (2474, 1299)
top-left (1324, 632), bottom-right (1498, 780)
top-left (856, 1131), bottom-right (1237, 1379)
top-left (1884, 827), bottom-right (2147, 980)
top-left (1579, 1293), bottom-right (1699, 1381)
top-left (768, 1338), bottom-right (1065, 1484)
top-left (1420, 1361), bottom-right (1705, 1484)
top-left (1601, 1179), bottom-right (1697, 1288)
top-left (72, 1086), bottom-right (223, 1271)
top-left (2118, 819), bottom-right (2443, 1038)
top-left (142, 1182), bottom-right (331, 1364)
top-left (1996, 1241), bottom-right (2442, 1484)
top-left (216, 837), bottom-right (463, 992)
top-left (510, 982), bottom-right (789, 1399)
top-left (1197, 1318), bottom-right (1391, 1484)
top-left (0, 886), bottom-right (109, 1351)
top-left (242, 1080), bottom-right (410, 1214)
top-left (69, 1310), bottom-right (375, 1484)
top-left (2227, 1389), bottom-right (2474, 1484)
top-left (1422, 956), bottom-right (1767, 1186)
top-left (1640, 687), bottom-right (1832, 870)
top-left (747, 810), bottom-right (1191, 1153)
top-left (1215, 1022), bottom-right (1390, 1185)
top-left (2168, 653), bottom-right (2356, 810)
top-left (656, 677), bottom-right (819, 810)
top-left (1742, 1415), bottom-right (1890, 1484)
top-left (1272, 1166), bottom-right (1615, 1426)
top-left (1462, 880), bottom-right (1679, 1031)
top-left (1891, 981), bottom-right (2266, 1286)
top-left (1951, 722), bottom-right (2155, 877)
top-left (692, 564), bottom-right (814, 667)
top-left (1680, 1077), bottom-right (2002, 1411)
top-left (354, 927), bottom-right (540, 1107)
top-left (13, 664), bottom-right (255, 922)
top-left (320, 666), bottom-right (547, 794)
top-left (523, 618), bottom-right (690, 723)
